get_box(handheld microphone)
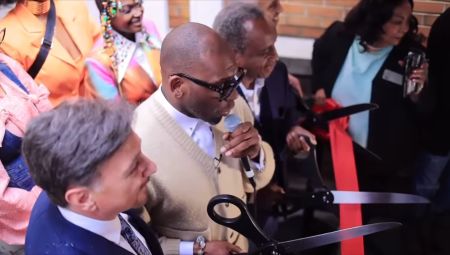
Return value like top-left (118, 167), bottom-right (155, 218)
top-left (224, 114), bottom-right (257, 189)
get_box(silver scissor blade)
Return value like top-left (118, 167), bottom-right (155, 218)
top-left (331, 190), bottom-right (430, 204)
top-left (279, 222), bottom-right (401, 253)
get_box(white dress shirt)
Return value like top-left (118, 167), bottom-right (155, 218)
top-left (238, 78), bottom-right (265, 121)
top-left (58, 207), bottom-right (151, 255)
top-left (154, 87), bottom-right (265, 255)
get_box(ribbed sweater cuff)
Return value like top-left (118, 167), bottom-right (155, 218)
top-left (162, 238), bottom-right (182, 255)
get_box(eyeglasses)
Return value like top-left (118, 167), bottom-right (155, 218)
top-left (171, 67), bottom-right (246, 102)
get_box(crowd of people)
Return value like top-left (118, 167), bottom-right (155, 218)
top-left (0, 0), bottom-right (449, 254)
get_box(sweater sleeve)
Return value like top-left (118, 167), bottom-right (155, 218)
top-left (236, 97), bottom-right (275, 192)
top-left (145, 179), bottom-right (183, 255)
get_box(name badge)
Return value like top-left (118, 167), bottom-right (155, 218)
top-left (382, 69), bottom-right (403, 86)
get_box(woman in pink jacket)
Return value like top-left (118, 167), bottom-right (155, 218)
top-left (0, 27), bottom-right (53, 253)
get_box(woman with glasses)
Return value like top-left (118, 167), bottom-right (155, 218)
top-left (312, 0), bottom-right (428, 253)
top-left (84, 0), bottom-right (162, 104)
top-left (0, 28), bottom-right (52, 254)
top-left (313, 0), bottom-right (427, 190)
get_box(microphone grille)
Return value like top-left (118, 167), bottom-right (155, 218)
top-left (224, 114), bottom-right (242, 132)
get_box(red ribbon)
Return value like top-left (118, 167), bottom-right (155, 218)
top-left (309, 99), bottom-right (365, 255)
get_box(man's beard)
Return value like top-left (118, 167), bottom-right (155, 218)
top-left (187, 102), bottom-right (223, 126)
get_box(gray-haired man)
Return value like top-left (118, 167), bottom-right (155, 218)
top-left (23, 99), bottom-right (163, 255)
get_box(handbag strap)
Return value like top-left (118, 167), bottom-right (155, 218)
top-left (0, 63), bottom-right (29, 94)
top-left (27, 0), bottom-right (56, 79)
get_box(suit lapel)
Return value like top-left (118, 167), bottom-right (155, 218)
top-left (14, 3), bottom-right (47, 67)
top-left (56, 2), bottom-right (88, 56)
top-left (262, 76), bottom-right (281, 119)
top-left (324, 34), bottom-right (354, 96)
top-left (236, 86), bottom-right (263, 130)
top-left (367, 46), bottom-right (403, 150)
top-left (48, 202), bottom-right (133, 255)
top-left (19, 1), bottom-right (81, 70)
top-left (124, 210), bottom-right (164, 255)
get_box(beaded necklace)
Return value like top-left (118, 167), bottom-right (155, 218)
top-left (23, 0), bottom-right (51, 15)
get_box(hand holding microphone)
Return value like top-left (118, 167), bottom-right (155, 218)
top-left (221, 114), bottom-right (261, 160)
top-left (222, 114), bottom-right (261, 189)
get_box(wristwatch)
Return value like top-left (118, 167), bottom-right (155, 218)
top-left (195, 236), bottom-right (206, 255)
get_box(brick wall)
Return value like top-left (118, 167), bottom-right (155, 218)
top-left (168, 0), bottom-right (190, 28)
top-left (168, 0), bottom-right (448, 41)
top-left (278, 0), bottom-right (450, 39)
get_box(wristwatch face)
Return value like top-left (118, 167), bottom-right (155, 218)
top-left (196, 236), bottom-right (206, 243)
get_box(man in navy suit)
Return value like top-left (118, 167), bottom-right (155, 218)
top-left (213, 3), bottom-right (316, 242)
top-left (22, 99), bottom-right (163, 255)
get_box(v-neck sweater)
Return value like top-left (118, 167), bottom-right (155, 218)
top-left (133, 95), bottom-right (275, 254)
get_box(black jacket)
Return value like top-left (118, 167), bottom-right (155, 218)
top-left (237, 61), bottom-right (297, 186)
top-left (312, 21), bottom-right (426, 172)
top-left (420, 8), bottom-right (450, 156)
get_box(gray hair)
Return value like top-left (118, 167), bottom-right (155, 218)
top-left (22, 99), bottom-right (135, 207)
top-left (213, 2), bottom-right (265, 53)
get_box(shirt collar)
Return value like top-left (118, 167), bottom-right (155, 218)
top-left (154, 86), bottom-right (209, 137)
top-left (238, 78), bottom-right (265, 95)
top-left (113, 29), bottom-right (162, 83)
top-left (113, 29), bottom-right (161, 49)
top-left (58, 206), bottom-right (122, 245)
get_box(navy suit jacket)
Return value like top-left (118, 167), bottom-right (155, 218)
top-left (237, 61), bottom-right (298, 187)
top-left (25, 192), bottom-right (164, 255)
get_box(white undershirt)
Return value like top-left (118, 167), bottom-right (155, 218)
top-left (238, 78), bottom-right (265, 121)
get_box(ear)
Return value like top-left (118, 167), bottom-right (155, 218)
top-left (65, 187), bottom-right (97, 212)
top-left (234, 49), bottom-right (244, 66)
top-left (168, 75), bottom-right (185, 99)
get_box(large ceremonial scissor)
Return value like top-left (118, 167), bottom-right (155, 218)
top-left (207, 194), bottom-right (401, 255)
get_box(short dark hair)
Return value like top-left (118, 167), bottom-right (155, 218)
top-left (22, 99), bottom-right (135, 207)
top-left (213, 2), bottom-right (265, 53)
top-left (344, 0), bottom-right (418, 51)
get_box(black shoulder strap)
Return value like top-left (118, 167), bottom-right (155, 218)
top-left (27, 0), bottom-right (56, 79)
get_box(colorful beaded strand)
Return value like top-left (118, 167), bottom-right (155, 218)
top-left (101, 0), bottom-right (124, 97)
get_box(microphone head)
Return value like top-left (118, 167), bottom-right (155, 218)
top-left (224, 114), bottom-right (242, 132)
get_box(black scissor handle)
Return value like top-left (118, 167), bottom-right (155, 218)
top-left (207, 194), bottom-right (271, 246)
top-left (299, 135), bottom-right (324, 187)
top-left (300, 135), bottom-right (315, 148)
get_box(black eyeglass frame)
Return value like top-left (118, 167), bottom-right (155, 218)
top-left (170, 67), bottom-right (247, 102)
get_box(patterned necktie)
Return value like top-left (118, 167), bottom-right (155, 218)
top-left (118, 214), bottom-right (152, 255)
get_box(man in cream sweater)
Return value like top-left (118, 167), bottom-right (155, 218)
top-left (133, 23), bottom-right (275, 255)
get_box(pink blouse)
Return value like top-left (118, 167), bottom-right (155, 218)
top-left (0, 53), bottom-right (52, 245)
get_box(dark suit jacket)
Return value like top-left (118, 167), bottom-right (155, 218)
top-left (312, 21), bottom-right (426, 174)
top-left (25, 192), bottom-right (164, 255)
top-left (420, 8), bottom-right (450, 156)
top-left (237, 61), bottom-right (298, 186)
